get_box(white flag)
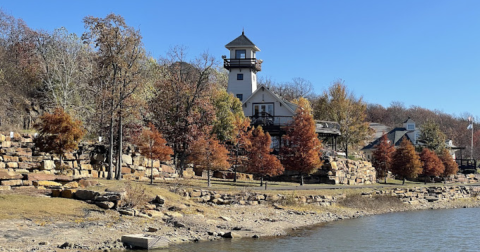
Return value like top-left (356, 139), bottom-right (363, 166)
top-left (467, 124), bottom-right (473, 130)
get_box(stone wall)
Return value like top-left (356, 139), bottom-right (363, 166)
top-left (315, 158), bottom-right (376, 185)
top-left (174, 185), bottom-right (480, 207)
top-left (0, 132), bottom-right (178, 191)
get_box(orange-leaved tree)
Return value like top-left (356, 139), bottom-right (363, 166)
top-left (34, 107), bottom-right (86, 165)
top-left (439, 149), bottom-right (458, 180)
top-left (245, 126), bottom-right (284, 186)
top-left (232, 114), bottom-right (251, 182)
top-left (372, 134), bottom-right (395, 183)
top-left (136, 123), bottom-right (173, 184)
top-left (188, 135), bottom-right (230, 187)
top-left (419, 148), bottom-right (444, 184)
top-left (391, 137), bottom-right (422, 185)
top-left (281, 97), bottom-right (322, 186)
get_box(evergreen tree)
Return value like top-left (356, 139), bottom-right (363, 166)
top-left (419, 120), bottom-right (446, 152)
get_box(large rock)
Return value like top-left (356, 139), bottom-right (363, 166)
top-left (0, 180), bottom-right (23, 186)
top-left (26, 173), bottom-right (56, 181)
top-left (32, 181), bottom-right (63, 188)
top-left (121, 234), bottom-right (169, 249)
top-left (41, 160), bottom-right (55, 170)
top-left (0, 169), bottom-right (22, 180)
top-left (96, 201), bottom-right (115, 209)
top-left (222, 232), bottom-right (242, 238)
top-left (75, 190), bottom-right (100, 200)
top-left (122, 154), bottom-right (133, 165)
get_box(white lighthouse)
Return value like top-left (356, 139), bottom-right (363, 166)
top-left (223, 31), bottom-right (262, 102)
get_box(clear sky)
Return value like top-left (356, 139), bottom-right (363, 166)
top-left (2, 0), bottom-right (479, 118)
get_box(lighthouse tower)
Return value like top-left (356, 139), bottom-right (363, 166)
top-left (223, 31), bottom-right (262, 102)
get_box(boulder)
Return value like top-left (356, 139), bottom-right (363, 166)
top-left (96, 201), bottom-right (115, 209)
top-left (222, 232), bottom-right (241, 238)
top-left (0, 169), bottom-right (22, 180)
top-left (6, 162), bottom-right (18, 168)
top-left (61, 189), bottom-right (76, 199)
top-left (0, 185), bottom-right (11, 190)
top-left (122, 154), bottom-right (133, 165)
top-left (32, 181), bottom-right (63, 188)
top-left (41, 160), bottom-right (55, 170)
top-left (0, 180), bottom-right (23, 186)
top-left (63, 181), bottom-right (79, 189)
top-left (75, 190), bottom-right (100, 200)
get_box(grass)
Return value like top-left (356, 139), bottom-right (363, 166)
top-left (0, 194), bottom-right (97, 220)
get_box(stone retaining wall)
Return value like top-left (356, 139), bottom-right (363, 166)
top-left (176, 185), bottom-right (480, 207)
top-left (315, 158), bottom-right (377, 185)
top-left (0, 132), bottom-right (179, 191)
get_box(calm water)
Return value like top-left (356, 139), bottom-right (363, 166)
top-left (163, 208), bottom-right (480, 252)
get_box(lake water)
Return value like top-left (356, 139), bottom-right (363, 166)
top-left (165, 208), bottom-right (480, 252)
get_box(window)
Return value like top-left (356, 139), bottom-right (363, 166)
top-left (237, 73), bottom-right (243, 80)
top-left (235, 50), bottom-right (246, 59)
top-left (407, 124), bottom-right (414, 130)
top-left (253, 103), bottom-right (274, 116)
top-left (236, 94), bottom-right (243, 101)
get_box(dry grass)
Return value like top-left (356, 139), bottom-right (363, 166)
top-left (338, 194), bottom-right (406, 212)
top-left (0, 194), bottom-right (97, 221)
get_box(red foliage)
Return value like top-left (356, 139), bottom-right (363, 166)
top-left (245, 126), bottom-right (284, 178)
top-left (136, 123), bottom-right (173, 162)
top-left (419, 148), bottom-right (445, 177)
top-left (188, 135), bottom-right (230, 187)
top-left (372, 134), bottom-right (395, 179)
top-left (34, 108), bottom-right (86, 161)
top-left (281, 98), bottom-right (323, 177)
top-left (439, 149), bottom-right (459, 177)
top-left (391, 137), bottom-right (422, 181)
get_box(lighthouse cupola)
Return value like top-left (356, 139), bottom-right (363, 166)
top-left (223, 31), bottom-right (262, 102)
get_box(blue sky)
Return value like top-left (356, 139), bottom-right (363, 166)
top-left (2, 0), bottom-right (479, 118)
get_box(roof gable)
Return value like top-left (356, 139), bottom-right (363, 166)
top-left (362, 127), bottom-right (413, 151)
top-left (243, 85), bottom-right (296, 115)
top-left (225, 32), bottom-right (260, 51)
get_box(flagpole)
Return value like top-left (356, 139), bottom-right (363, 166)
top-left (471, 121), bottom-right (474, 160)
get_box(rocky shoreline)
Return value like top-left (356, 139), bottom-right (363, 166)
top-left (1, 185), bottom-right (480, 252)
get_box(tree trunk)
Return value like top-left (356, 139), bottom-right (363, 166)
top-left (115, 113), bottom-right (122, 180)
top-left (150, 153), bottom-right (154, 185)
top-left (384, 175), bottom-right (387, 184)
top-left (260, 176), bottom-right (263, 187)
top-left (207, 168), bottom-right (211, 187)
top-left (234, 145), bottom-right (238, 183)
top-left (345, 144), bottom-right (349, 160)
top-left (402, 177), bottom-right (406, 185)
top-left (300, 173), bottom-right (304, 186)
top-left (107, 114), bottom-right (114, 180)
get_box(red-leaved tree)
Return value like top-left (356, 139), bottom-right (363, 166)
top-left (281, 98), bottom-right (323, 185)
top-left (245, 126), bottom-right (284, 186)
top-left (439, 149), bottom-right (459, 180)
top-left (391, 137), bottom-right (422, 185)
top-left (136, 123), bottom-right (173, 184)
top-left (372, 134), bottom-right (395, 183)
top-left (231, 114), bottom-right (251, 182)
top-left (34, 108), bottom-right (86, 165)
top-left (419, 148), bottom-right (444, 184)
top-left (188, 135), bottom-right (230, 187)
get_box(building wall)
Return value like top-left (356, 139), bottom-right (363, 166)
top-left (243, 88), bottom-right (294, 125)
top-left (227, 68), bottom-right (257, 101)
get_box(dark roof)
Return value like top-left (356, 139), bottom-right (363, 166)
top-left (225, 32), bottom-right (260, 51)
top-left (362, 127), bottom-right (412, 150)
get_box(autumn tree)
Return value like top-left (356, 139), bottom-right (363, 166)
top-left (372, 134), bottom-right (395, 183)
top-left (419, 148), bottom-right (445, 184)
top-left (35, 27), bottom-right (94, 116)
top-left (281, 98), bottom-right (322, 185)
top-left (188, 135), bottom-right (230, 187)
top-left (211, 89), bottom-right (244, 142)
top-left (34, 108), bottom-right (86, 165)
top-left (83, 13), bottom-right (146, 180)
top-left (312, 80), bottom-right (370, 158)
top-left (150, 47), bottom-right (216, 176)
top-left (439, 149), bottom-right (459, 180)
top-left (246, 126), bottom-right (284, 186)
top-left (391, 137), bottom-right (422, 185)
top-left (419, 120), bottom-right (446, 152)
top-left (231, 114), bottom-right (251, 182)
top-left (136, 123), bottom-right (173, 184)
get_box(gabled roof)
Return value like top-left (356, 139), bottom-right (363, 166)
top-left (242, 84), bottom-right (297, 114)
top-left (403, 117), bottom-right (414, 124)
top-left (225, 32), bottom-right (260, 51)
top-left (362, 127), bottom-right (413, 151)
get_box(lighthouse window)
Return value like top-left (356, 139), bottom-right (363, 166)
top-left (235, 50), bottom-right (246, 59)
top-left (236, 94), bottom-right (243, 101)
top-left (237, 73), bottom-right (243, 80)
